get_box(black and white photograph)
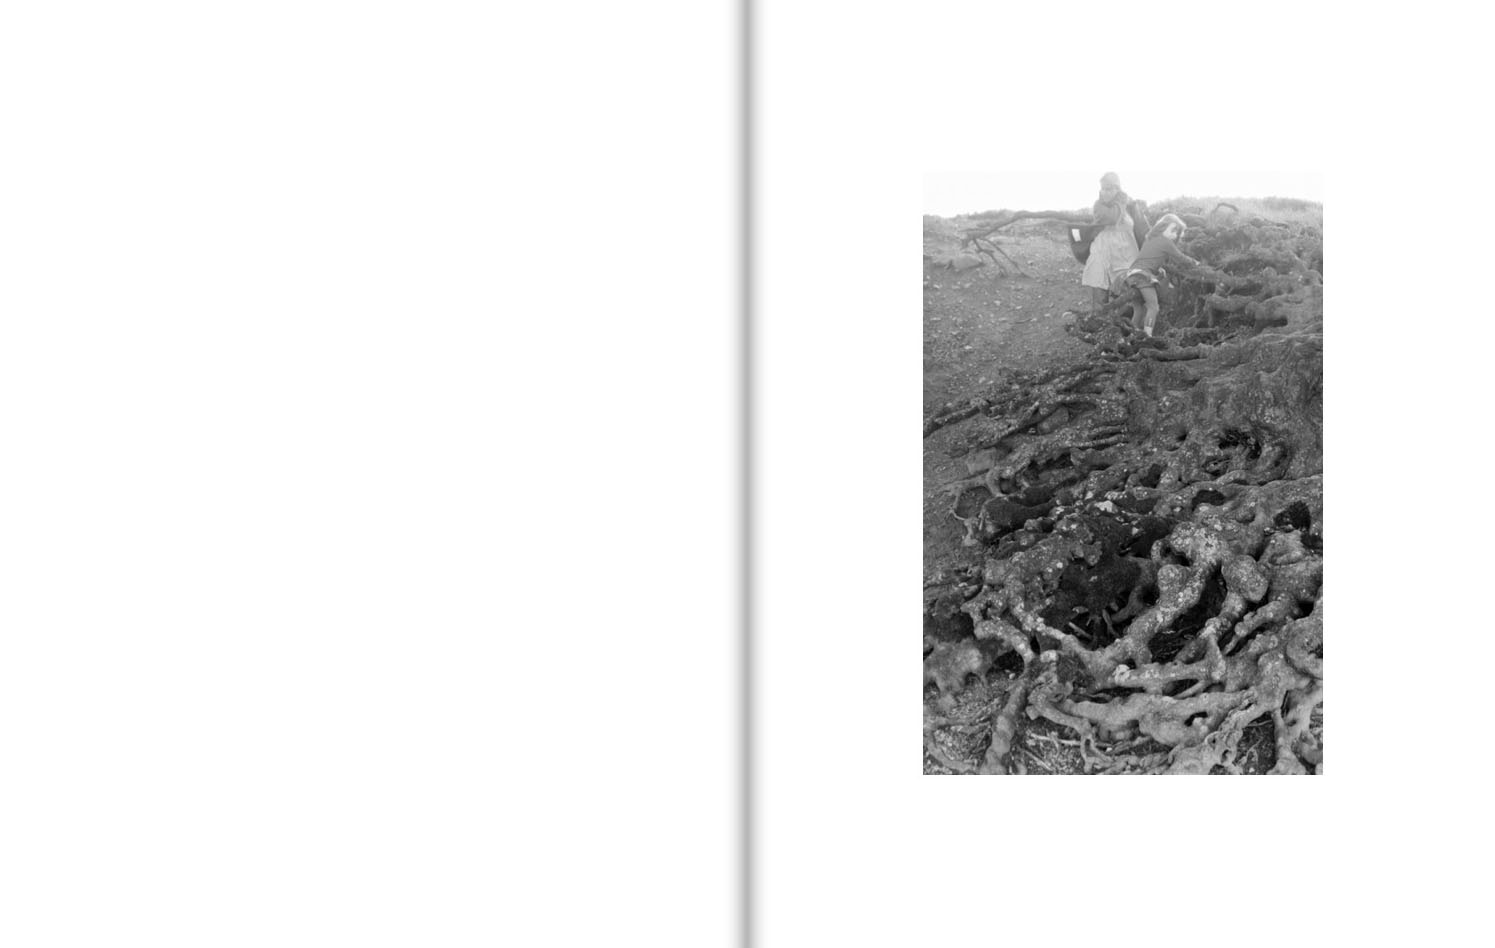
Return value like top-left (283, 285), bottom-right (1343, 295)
top-left (923, 172), bottom-right (1323, 774)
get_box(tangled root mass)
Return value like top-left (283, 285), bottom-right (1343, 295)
top-left (924, 207), bottom-right (1323, 775)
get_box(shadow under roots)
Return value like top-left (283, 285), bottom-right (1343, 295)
top-left (1153, 570), bottom-right (1228, 662)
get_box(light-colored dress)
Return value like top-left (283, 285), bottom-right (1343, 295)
top-left (1081, 202), bottom-right (1139, 292)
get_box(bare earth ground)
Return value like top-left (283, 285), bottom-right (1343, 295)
top-left (922, 227), bottom-right (1109, 775)
top-left (923, 226), bottom-right (1090, 582)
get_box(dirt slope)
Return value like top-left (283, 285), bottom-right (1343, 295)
top-left (922, 224), bottom-right (1090, 581)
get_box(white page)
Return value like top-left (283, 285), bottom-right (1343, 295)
top-left (0, 4), bottom-right (738, 945)
top-left (756, 1), bottom-right (1492, 944)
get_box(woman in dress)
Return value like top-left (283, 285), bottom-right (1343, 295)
top-left (1081, 172), bottom-right (1140, 315)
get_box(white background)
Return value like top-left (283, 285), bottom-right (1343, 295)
top-left (1, 1), bottom-right (1491, 945)
top-left (1, 2), bottom-right (739, 944)
top-left (758, 3), bottom-right (1494, 946)
top-left (925, 171), bottom-right (1326, 217)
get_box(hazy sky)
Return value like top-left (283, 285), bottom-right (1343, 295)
top-left (924, 171), bottom-right (1324, 217)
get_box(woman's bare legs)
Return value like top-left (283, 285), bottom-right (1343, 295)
top-left (1090, 287), bottom-right (1107, 316)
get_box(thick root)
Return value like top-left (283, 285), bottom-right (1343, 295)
top-left (924, 214), bottom-right (1323, 775)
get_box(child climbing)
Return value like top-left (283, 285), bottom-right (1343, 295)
top-left (1121, 213), bottom-right (1199, 338)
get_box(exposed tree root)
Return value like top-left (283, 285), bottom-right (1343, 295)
top-left (925, 213), bottom-right (1323, 775)
top-left (979, 675), bottom-right (1031, 775)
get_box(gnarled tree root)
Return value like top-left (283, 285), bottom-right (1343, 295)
top-left (924, 214), bottom-right (1322, 774)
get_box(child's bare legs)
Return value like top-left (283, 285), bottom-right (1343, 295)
top-left (1138, 286), bottom-right (1159, 337)
top-left (1090, 287), bottom-right (1107, 315)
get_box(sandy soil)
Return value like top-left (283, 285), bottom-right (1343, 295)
top-left (922, 225), bottom-right (1091, 582)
